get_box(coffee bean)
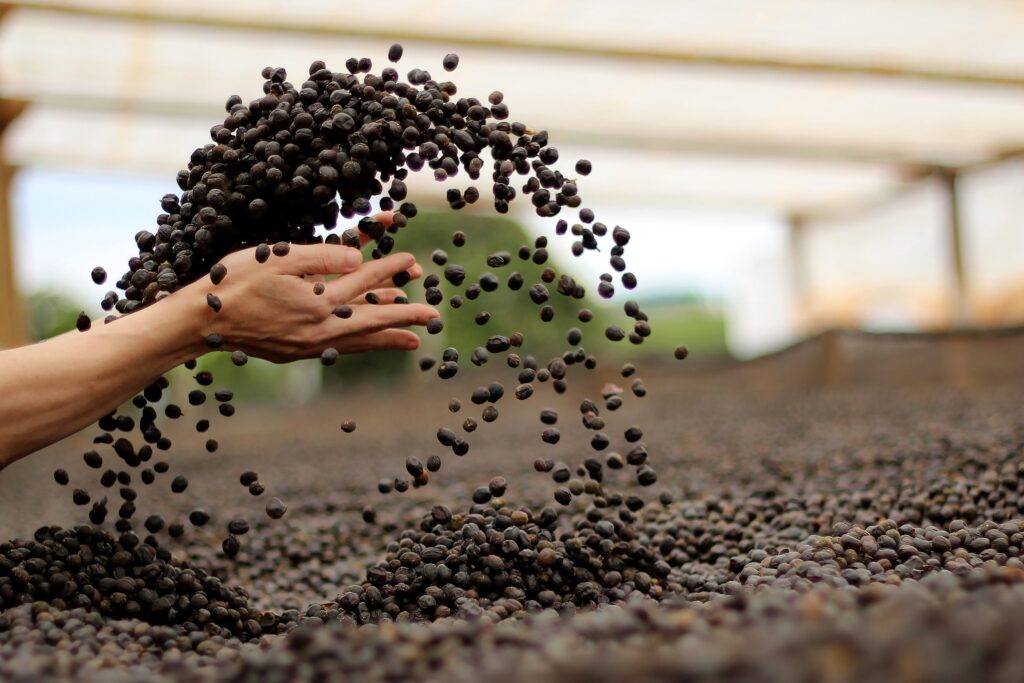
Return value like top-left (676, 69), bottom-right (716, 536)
top-left (222, 536), bottom-right (240, 558)
top-left (637, 466), bottom-right (657, 486)
top-left (189, 509), bottom-right (211, 526)
top-left (406, 457), bottom-right (424, 478)
top-left (83, 450), bottom-right (103, 469)
top-left (210, 263), bottom-right (227, 285)
top-left (486, 336), bottom-right (510, 353)
top-left (528, 284), bottom-right (549, 305)
top-left (265, 498), bottom-right (287, 520)
top-left (442, 53), bottom-right (459, 71)
top-left (228, 519), bottom-right (250, 535)
top-left (487, 251), bottom-right (511, 268)
top-left (443, 265), bottom-right (465, 286)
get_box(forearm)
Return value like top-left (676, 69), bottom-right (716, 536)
top-left (0, 287), bottom-right (209, 467)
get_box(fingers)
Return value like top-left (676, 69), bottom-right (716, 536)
top-left (348, 288), bottom-right (407, 305)
top-left (366, 262), bottom-right (422, 292)
top-left (326, 252), bottom-right (417, 304)
top-left (334, 329), bottom-right (421, 353)
top-left (275, 243), bottom-right (363, 276)
top-left (329, 302), bottom-right (437, 337)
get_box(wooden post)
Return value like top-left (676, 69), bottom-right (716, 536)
top-left (0, 99), bottom-right (27, 349)
top-left (788, 214), bottom-right (810, 334)
top-left (937, 168), bottom-right (969, 327)
top-left (935, 167), bottom-right (974, 388)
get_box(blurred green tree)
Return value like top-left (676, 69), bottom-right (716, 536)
top-left (26, 290), bottom-right (80, 341)
top-left (322, 210), bottom-right (610, 388)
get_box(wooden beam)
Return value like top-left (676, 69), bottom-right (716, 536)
top-left (10, 91), bottom-right (949, 167)
top-left (8, 1), bottom-right (1024, 90)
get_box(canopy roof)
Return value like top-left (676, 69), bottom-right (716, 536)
top-left (2, 0), bottom-right (1024, 218)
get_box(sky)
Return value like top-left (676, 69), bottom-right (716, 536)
top-left (12, 168), bottom-right (787, 312)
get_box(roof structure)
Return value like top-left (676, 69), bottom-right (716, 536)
top-left (2, 0), bottom-right (1023, 351)
top-left (3, 0), bottom-right (1024, 215)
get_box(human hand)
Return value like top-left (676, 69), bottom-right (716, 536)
top-left (192, 213), bottom-right (438, 363)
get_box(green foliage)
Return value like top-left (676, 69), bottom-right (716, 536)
top-left (26, 290), bottom-right (81, 341)
top-left (322, 210), bottom-right (611, 388)
top-left (168, 352), bottom-right (298, 403)
top-left (597, 296), bottom-right (728, 362)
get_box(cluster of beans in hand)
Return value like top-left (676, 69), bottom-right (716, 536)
top-left (66, 46), bottom-right (689, 562)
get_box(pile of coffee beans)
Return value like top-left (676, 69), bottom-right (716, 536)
top-left (4, 380), bottom-right (1024, 680)
top-left (0, 525), bottom-right (280, 638)
top-left (321, 502), bottom-right (666, 623)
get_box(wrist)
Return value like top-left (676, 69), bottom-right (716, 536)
top-left (143, 281), bottom-right (216, 366)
